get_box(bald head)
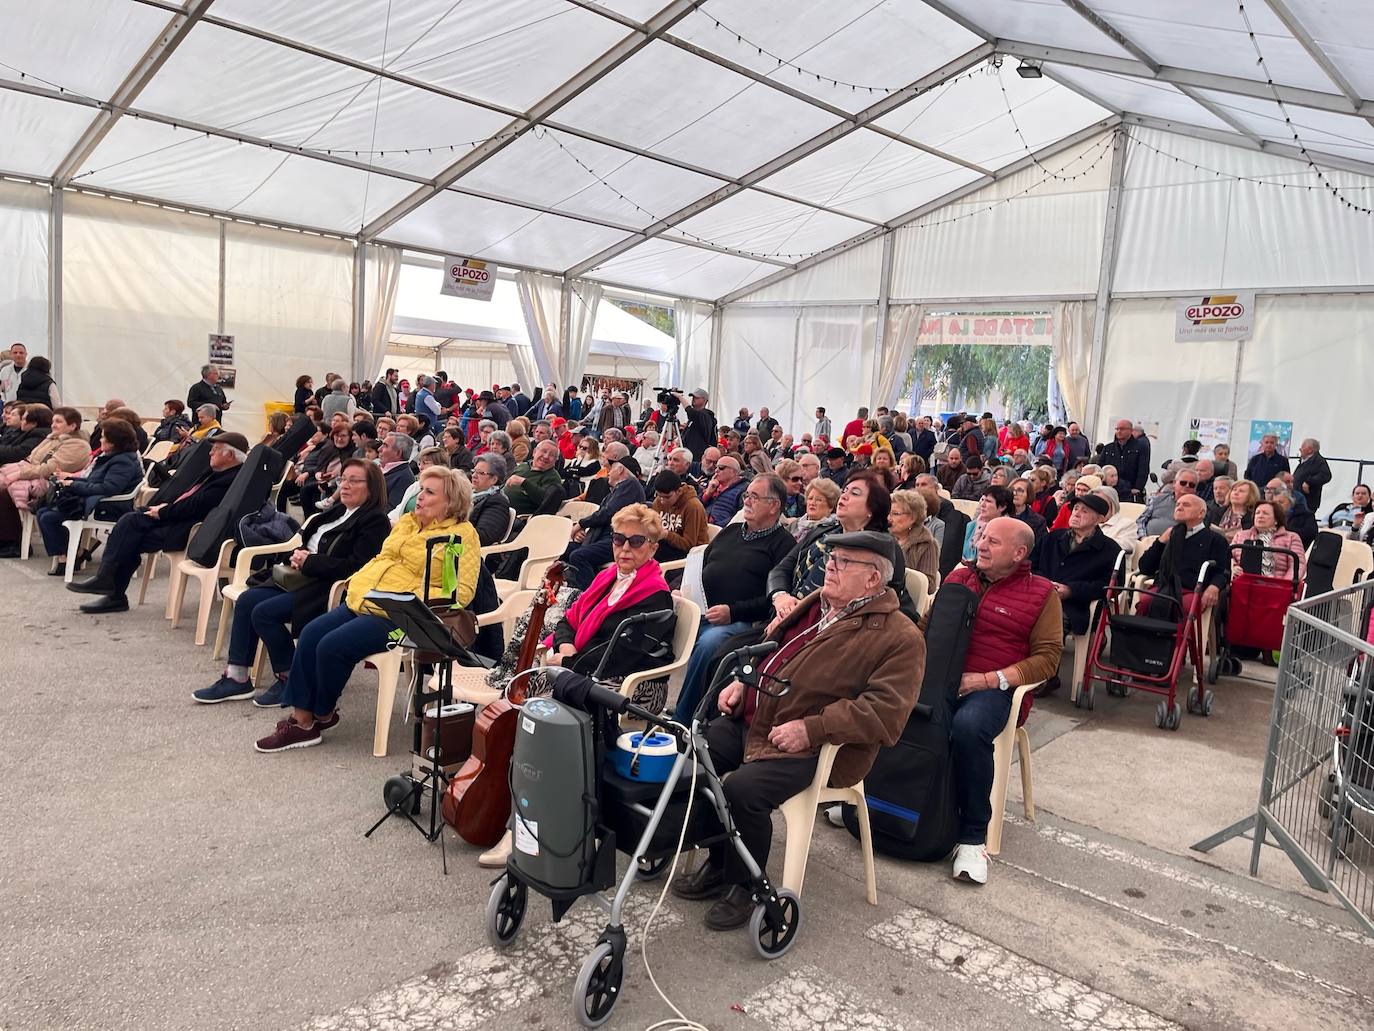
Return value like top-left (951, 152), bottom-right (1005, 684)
top-left (977, 516), bottom-right (1034, 580)
top-left (1174, 493), bottom-right (1207, 527)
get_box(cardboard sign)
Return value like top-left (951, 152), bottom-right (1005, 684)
top-left (440, 257), bottom-right (497, 301)
top-left (1175, 292), bottom-right (1254, 341)
top-left (208, 333), bottom-right (234, 366)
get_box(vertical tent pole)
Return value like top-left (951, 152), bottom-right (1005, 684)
top-left (48, 188), bottom-right (63, 383)
top-left (708, 305), bottom-right (723, 407)
top-left (217, 220), bottom-right (226, 334)
top-left (560, 276), bottom-right (573, 389)
top-left (1085, 130), bottom-right (1128, 441)
top-left (872, 231), bottom-right (894, 410)
top-left (352, 244), bottom-right (366, 383)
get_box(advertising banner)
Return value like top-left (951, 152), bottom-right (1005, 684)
top-left (1188, 417), bottom-right (1230, 455)
top-left (1247, 419), bottom-right (1293, 459)
top-left (917, 313), bottom-right (1054, 347)
top-left (1175, 292), bottom-right (1255, 341)
top-left (440, 257), bottom-right (497, 301)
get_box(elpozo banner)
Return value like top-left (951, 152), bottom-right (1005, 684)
top-left (440, 256), bottom-right (497, 301)
top-left (1175, 291), bottom-right (1255, 342)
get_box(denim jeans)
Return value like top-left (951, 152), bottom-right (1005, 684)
top-left (672, 619), bottom-right (753, 723)
top-left (950, 686), bottom-right (1013, 845)
top-left (282, 604), bottom-right (397, 716)
top-left (36, 506), bottom-right (71, 559)
top-left (227, 585), bottom-right (296, 673)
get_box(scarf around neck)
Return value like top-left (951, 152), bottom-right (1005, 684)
top-left (554, 560), bottom-right (671, 652)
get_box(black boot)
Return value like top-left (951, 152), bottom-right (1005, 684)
top-left (670, 859), bottom-right (725, 901)
top-left (704, 885), bottom-right (755, 931)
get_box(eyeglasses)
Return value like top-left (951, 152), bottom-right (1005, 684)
top-left (788, 475), bottom-right (804, 483)
top-left (743, 491), bottom-right (777, 504)
top-left (828, 554), bottom-right (878, 573)
top-left (1177, 480), bottom-right (1198, 488)
top-left (611, 532), bottom-right (650, 548)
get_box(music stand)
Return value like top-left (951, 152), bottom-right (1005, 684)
top-left (361, 536), bottom-right (493, 871)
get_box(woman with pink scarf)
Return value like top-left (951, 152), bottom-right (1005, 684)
top-left (546, 503), bottom-right (675, 680)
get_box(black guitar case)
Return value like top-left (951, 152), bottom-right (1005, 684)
top-left (1304, 530), bottom-right (1344, 598)
top-left (938, 508), bottom-right (970, 580)
top-left (185, 444), bottom-right (285, 568)
top-left (841, 581), bottom-right (977, 861)
top-left (146, 436), bottom-right (214, 507)
top-left (272, 414), bottom-right (317, 459)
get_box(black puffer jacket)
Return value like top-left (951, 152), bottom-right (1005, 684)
top-left (0, 425), bottom-right (49, 465)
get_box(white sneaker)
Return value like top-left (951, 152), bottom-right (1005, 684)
top-left (951, 843), bottom-right (988, 885)
top-left (823, 804), bottom-right (845, 828)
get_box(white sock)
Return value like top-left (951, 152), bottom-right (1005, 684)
top-left (225, 665), bottom-right (250, 682)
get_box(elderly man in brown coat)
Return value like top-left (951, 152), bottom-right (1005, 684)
top-left (671, 529), bottom-right (923, 931)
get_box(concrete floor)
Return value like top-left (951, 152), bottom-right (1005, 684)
top-left (2, 554), bottom-right (1372, 1031)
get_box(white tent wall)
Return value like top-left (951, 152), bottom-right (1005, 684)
top-left (222, 223), bottom-right (353, 431)
top-left (0, 180), bottom-right (49, 356)
top-left (61, 193), bottom-right (220, 424)
top-left (733, 236), bottom-right (884, 305)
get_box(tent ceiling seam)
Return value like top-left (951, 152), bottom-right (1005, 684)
top-left (1057, 0), bottom-right (1161, 73)
top-left (1259, 0), bottom-right (1368, 119)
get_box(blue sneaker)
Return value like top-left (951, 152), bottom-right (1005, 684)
top-left (193, 676), bottom-right (255, 704)
top-left (253, 679), bottom-right (288, 708)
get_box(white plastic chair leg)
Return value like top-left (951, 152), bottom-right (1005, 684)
top-left (988, 730), bottom-right (1011, 857)
top-left (19, 511), bottom-right (35, 560)
top-left (137, 553), bottom-right (157, 606)
top-left (62, 523), bottom-right (87, 584)
top-left (779, 791), bottom-right (821, 897)
top-left (251, 642), bottom-right (268, 689)
top-left (212, 595), bottom-right (233, 660)
top-left (368, 650), bottom-right (406, 758)
top-left (849, 784), bottom-right (878, 905)
top-left (1016, 727), bottom-right (1035, 820)
top-left (191, 570), bottom-right (219, 646)
top-left (167, 565), bottom-right (192, 626)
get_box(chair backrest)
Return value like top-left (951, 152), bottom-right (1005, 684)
top-left (503, 506), bottom-right (517, 543)
top-left (938, 488), bottom-right (951, 500)
top-left (143, 439), bottom-right (174, 463)
top-left (557, 500), bottom-right (599, 520)
top-left (1335, 539), bottom-right (1374, 589)
top-left (951, 498), bottom-right (979, 519)
top-left (705, 523), bottom-right (721, 541)
top-left (515, 514), bottom-right (574, 559)
top-left (904, 568), bottom-right (930, 615)
top-left (664, 596), bottom-right (702, 689)
top-left (1117, 502), bottom-right (1145, 525)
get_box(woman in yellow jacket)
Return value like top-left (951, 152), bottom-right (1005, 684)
top-left (255, 466), bottom-right (481, 753)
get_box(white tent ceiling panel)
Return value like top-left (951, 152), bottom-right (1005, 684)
top-left (78, 118), bottom-right (416, 231)
top-left (385, 190), bottom-right (632, 270)
top-left (0, 0), bottom-right (166, 100)
top-left (212, 0), bottom-right (627, 113)
top-left (1044, 68), bottom-right (1233, 132)
top-left (754, 128), bottom-right (983, 224)
top-left (552, 40), bottom-right (841, 178)
top-left (0, 92), bottom-right (103, 179)
top-left (457, 128), bottom-right (726, 231)
top-left (874, 67), bottom-right (1108, 171)
top-left (1084, 1), bottom-right (1339, 94)
top-left (670, 0), bottom-right (980, 113)
top-left (663, 190), bottom-right (871, 260)
top-left (1284, 0), bottom-right (1374, 97)
top-left (586, 238), bottom-right (773, 300)
top-left (932, 0), bottom-right (1132, 59)
top-left (733, 236), bottom-right (884, 305)
top-left (1190, 90), bottom-right (1374, 165)
top-left (130, 22), bottom-right (511, 182)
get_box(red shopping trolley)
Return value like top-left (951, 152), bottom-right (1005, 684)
top-left (1212, 542), bottom-right (1304, 679)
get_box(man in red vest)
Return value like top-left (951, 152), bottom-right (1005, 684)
top-left (942, 516), bottom-right (1063, 885)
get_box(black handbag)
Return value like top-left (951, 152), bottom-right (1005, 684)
top-left (43, 484), bottom-right (86, 521)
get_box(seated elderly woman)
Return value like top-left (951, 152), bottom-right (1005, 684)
top-left (253, 466), bottom-right (480, 753)
top-left (888, 489), bottom-right (940, 587)
top-left (772, 458), bottom-right (806, 519)
top-left (388, 446), bottom-right (451, 521)
top-left (1327, 484), bottom-right (1372, 536)
top-left (1047, 474), bottom-right (1102, 530)
top-left (0, 406), bottom-right (89, 557)
top-left (792, 474), bottom-right (838, 539)
top-left (194, 459), bottom-right (392, 705)
top-left (546, 503), bottom-right (676, 684)
top-left (1213, 479), bottom-right (1258, 542)
top-left (1232, 500), bottom-right (1307, 582)
top-left (0, 403), bottom-right (50, 464)
top-left (34, 418), bottom-right (144, 572)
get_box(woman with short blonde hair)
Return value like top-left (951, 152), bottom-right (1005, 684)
top-left (889, 488), bottom-right (940, 587)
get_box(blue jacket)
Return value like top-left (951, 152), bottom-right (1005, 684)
top-left (579, 476), bottom-right (646, 545)
top-left (705, 479), bottom-right (746, 526)
top-left (63, 451), bottom-right (144, 515)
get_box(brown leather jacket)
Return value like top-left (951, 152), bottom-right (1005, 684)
top-left (745, 588), bottom-right (923, 787)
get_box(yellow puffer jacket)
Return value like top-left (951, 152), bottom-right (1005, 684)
top-left (346, 514), bottom-right (480, 616)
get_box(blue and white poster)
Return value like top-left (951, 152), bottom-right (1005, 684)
top-left (1247, 419), bottom-right (1293, 459)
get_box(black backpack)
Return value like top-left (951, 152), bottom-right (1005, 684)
top-left (1305, 531), bottom-right (1344, 598)
top-left (841, 581), bottom-right (977, 861)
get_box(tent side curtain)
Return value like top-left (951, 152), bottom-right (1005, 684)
top-left (562, 280), bottom-right (602, 391)
top-left (514, 269), bottom-right (559, 388)
top-left (874, 304), bottom-right (923, 411)
top-left (672, 299), bottom-right (714, 395)
top-left (361, 244), bottom-right (402, 383)
top-left (1053, 300), bottom-right (1095, 427)
top-left (0, 181), bottom-right (49, 357)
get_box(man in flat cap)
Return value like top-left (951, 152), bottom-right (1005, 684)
top-left (671, 529), bottom-right (922, 932)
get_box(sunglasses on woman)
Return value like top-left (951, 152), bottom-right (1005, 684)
top-left (611, 532), bottom-right (649, 548)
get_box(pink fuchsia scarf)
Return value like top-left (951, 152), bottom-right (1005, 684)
top-left (545, 561), bottom-right (671, 653)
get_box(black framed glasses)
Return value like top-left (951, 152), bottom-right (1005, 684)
top-left (611, 532), bottom-right (650, 548)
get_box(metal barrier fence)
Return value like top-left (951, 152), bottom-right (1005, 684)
top-left (1193, 580), bottom-right (1374, 935)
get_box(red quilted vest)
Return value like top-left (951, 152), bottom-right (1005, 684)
top-left (945, 560), bottom-right (1055, 724)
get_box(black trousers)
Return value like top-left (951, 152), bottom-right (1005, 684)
top-left (703, 718), bottom-right (819, 884)
top-left (97, 512), bottom-right (177, 594)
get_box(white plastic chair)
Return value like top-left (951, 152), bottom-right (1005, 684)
top-left (57, 481), bottom-right (144, 582)
top-left (618, 596), bottom-right (700, 710)
top-left (951, 498), bottom-right (979, 519)
top-left (705, 523), bottom-right (721, 542)
top-left (211, 534), bottom-right (304, 660)
top-left (904, 568), bottom-right (930, 617)
top-left (137, 521), bottom-right (201, 607)
top-left (168, 537), bottom-right (238, 645)
top-left (17, 508), bottom-right (38, 560)
top-left (1117, 501), bottom-right (1145, 526)
top-left (1333, 539), bottom-right (1374, 589)
top-left (557, 500), bottom-right (599, 520)
top-left (450, 589), bottom-right (537, 708)
top-left (143, 439), bottom-right (174, 464)
top-left (483, 514), bottom-right (573, 597)
top-left (988, 682), bottom-right (1038, 857)
top-left (778, 742), bottom-right (876, 904)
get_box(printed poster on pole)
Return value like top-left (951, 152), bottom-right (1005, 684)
top-left (1247, 419), bottom-right (1293, 459)
top-left (1188, 418), bottom-right (1230, 455)
top-left (208, 333), bottom-right (234, 366)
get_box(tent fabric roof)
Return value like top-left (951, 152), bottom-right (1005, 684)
top-left (3, 0), bottom-right (1371, 300)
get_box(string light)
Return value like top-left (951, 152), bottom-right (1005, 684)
top-left (997, 74), bottom-right (1106, 183)
top-left (1127, 130), bottom-right (1374, 190)
top-left (1236, 1), bottom-right (1372, 215)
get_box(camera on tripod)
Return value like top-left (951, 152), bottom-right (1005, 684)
top-left (654, 386), bottom-right (682, 416)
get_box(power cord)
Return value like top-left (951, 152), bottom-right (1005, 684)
top-left (639, 717), bottom-right (710, 1031)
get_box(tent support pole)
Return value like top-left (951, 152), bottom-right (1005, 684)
top-left (352, 245), bottom-right (366, 383)
top-left (707, 306), bottom-right (723, 407)
top-left (48, 189), bottom-right (63, 382)
top-left (216, 220), bottom-right (226, 334)
top-left (560, 276), bottom-right (573, 390)
top-left (871, 232), bottom-right (894, 409)
top-left (1084, 130), bottom-right (1127, 441)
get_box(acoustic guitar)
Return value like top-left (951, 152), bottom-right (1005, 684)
top-left (442, 562), bottom-right (565, 847)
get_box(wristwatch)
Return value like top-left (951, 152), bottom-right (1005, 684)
top-left (995, 670), bottom-right (1010, 692)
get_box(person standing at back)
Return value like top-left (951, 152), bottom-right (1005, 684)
top-left (371, 369), bottom-right (400, 417)
top-left (0, 342), bottom-right (28, 406)
top-left (678, 388), bottom-right (717, 462)
top-left (1292, 438), bottom-right (1331, 513)
top-left (187, 364), bottom-right (231, 416)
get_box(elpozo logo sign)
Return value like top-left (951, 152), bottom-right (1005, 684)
top-left (1175, 291), bottom-right (1255, 342)
top-left (440, 256), bottom-right (498, 301)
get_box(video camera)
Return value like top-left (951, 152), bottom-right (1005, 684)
top-left (654, 386), bottom-right (682, 416)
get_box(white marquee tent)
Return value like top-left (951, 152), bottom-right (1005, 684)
top-left (2, 0), bottom-right (1372, 491)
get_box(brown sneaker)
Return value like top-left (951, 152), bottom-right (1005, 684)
top-left (255, 717), bottom-right (321, 753)
top-left (316, 710), bottom-right (341, 732)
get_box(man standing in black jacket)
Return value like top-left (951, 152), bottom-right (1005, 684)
top-left (1292, 437), bottom-right (1332, 512)
top-left (1098, 419), bottom-right (1149, 503)
top-left (68, 433), bottom-right (249, 613)
top-left (187, 365), bottom-right (231, 415)
top-left (1244, 433), bottom-right (1291, 487)
top-left (371, 369), bottom-right (400, 416)
top-left (678, 388), bottom-right (717, 461)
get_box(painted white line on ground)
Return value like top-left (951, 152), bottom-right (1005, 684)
top-left (867, 907), bottom-right (1182, 1031)
top-left (997, 857), bottom-right (1373, 1006)
top-left (742, 965), bottom-right (923, 1031)
top-left (1004, 814), bottom-right (1374, 948)
top-left (303, 892), bottom-right (681, 1031)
